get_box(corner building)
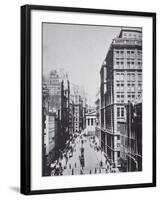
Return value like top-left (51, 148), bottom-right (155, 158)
top-left (100, 28), bottom-right (142, 168)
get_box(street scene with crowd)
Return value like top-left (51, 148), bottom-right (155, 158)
top-left (50, 131), bottom-right (118, 176)
top-left (42, 25), bottom-right (142, 176)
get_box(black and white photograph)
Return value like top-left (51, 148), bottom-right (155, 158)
top-left (20, 5), bottom-right (156, 194)
top-left (42, 23), bottom-right (143, 177)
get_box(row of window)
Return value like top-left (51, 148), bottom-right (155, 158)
top-left (116, 94), bottom-right (142, 103)
top-left (123, 32), bottom-right (141, 39)
top-left (116, 84), bottom-right (142, 92)
top-left (117, 83), bottom-right (142, 87)
top-left (116, 61), bottom-right (142, 65)
top-left (116, 73), bottom-right (142, 81)
top-left (115, 62), bottom-right (142, 69)
top-left (117, 94), bottom-right (139, 99)
top-left (114, 50), bottom-right (142, 55)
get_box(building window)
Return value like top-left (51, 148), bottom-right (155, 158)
top-left (127, 61), bottom-right (130, 68)
top-left (127, 51), bottom-right (130, 54)
top-left (121, 107), bottom-right (124, 117)
top-left (116, 50), bottom-right (119, 54)
top-left (116, 61), bottom-right (119, 68)
top-left (127, 73), bottom-right (130, 81)
top-left (138, 74), bottom-right (142, 82)
top-left (131, 74), bottom-right (135, 81)
top-left (138, 84), bottom-right (142, 91)
top-left (116, 73), bottom-right (120, 80)
top-left (121, 86), bottom-right (124, 91)
top-left (116, 84), bottom-right (120, 91)
top-left (127, 84), bottom-right (131, 91)
top-left (120, 73), bottom-right (124, 81)
top-left (117, 107), bottom-right (120, 117)
top-left (116, 95), bottom-right (120, 103)
top-left (132, 95), bottom-right (135, 98)
top-left (91, 118), bottom-right (93, 126)
top-left (131, 86), bottom-right (135, 92)
top-left (117, 107), bottom-right (124, 118)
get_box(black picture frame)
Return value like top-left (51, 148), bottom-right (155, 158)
top-left (21, 4), bottom-right (156, 195)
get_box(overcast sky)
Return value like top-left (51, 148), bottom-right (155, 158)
top-left (43, 23), bottom-right (121, 106)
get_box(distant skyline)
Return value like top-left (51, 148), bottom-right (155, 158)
top-left (43, 23), bottom-right (121, 106)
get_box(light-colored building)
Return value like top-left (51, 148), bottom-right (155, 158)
top-left (44, 112), bottom-right (58, 170)
top-left (100, 28), bottom-right (142, 168)
top-left (85, 110), bottom-right (96, 136)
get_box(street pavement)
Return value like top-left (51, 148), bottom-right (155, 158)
top-left (56, 132), bottom-right (113, 176)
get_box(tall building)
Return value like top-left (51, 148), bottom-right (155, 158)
top-left (47, 70), bottom-right (62, 112)
top-left (71, 84), bottom-right (86, 133)
top-left (95, 90), bottom-right (101, 143)
top-left (100, 28), bottom-right (142, 168)
top-left (60, 79), bottom-right (70, 147)
top-left (44, 70), bottom-right (70, 156)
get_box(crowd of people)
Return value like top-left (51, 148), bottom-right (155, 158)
top-left (50, 132), bottom-right (119, 176)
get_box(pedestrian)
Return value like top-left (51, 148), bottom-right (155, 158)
top-left (75, 162), bottom-right (76, 168)
top-left (66, 156), bottom-right (68, 163)
top-left (51, 170), bottom-right (54, 176)
top-left (69, 163), bottom-right (71, 169)
top-left (100, 161), bottom-right (103, 167)
top-left (95, 168), bottom-right (97, 174)
top-left (72, 169), bottom-right (74, 175)
top-left (89, 169), bottom-right (92, 174)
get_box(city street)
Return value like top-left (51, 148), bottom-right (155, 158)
top-left (51, 130), bottom-right (114, 176)
top-left (42, 26), bottom-right (143, 177)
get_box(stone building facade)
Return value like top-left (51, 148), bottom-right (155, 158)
top-left (100, 28), bottom-right (142, 168)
